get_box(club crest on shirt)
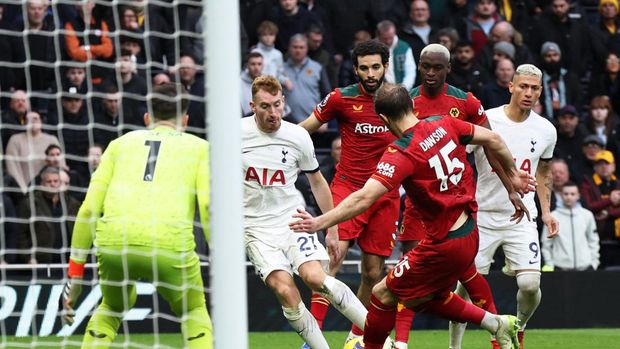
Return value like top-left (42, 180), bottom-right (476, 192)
top-left (530, 139), bottom-right (537, 153)
top-left (450, 107), bottom-right (460, 118)
top-left (281, 148), bottom-right (289, 163)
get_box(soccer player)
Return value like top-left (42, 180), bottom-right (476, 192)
top-left (290, 83), bottom-right (527, 349)
top-left (450, 64), bottom-right (559, 349)
top-left (62, 83), bottom-right (212, 349)
top-left (243, 75), bottom-right (367, 349)
top-left (395, 43), bottom-right (531, 349)
top-left (299, 39), bottom-right (401, 344)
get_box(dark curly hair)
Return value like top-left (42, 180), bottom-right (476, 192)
top-left (351, 40), bottom-right (389, 67)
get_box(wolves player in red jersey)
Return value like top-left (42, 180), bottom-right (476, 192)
top-left (394, 43), bottom-right (530, 349)
top-left (291, 83), bottom-right (528, 349)
top-left (299, 40), bottom-right (400, 344)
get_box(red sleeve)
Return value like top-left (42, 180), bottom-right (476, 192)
top-left (313, 90), bottom-right (340, 123)
top-left (370, 146), bottom-right (415, 191)
top-left (465, 92), bottom-right (488, 126)
top-left (450, 118), bottom-right (475, 145)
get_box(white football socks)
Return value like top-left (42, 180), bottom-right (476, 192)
top-left (448, 281), bottom-right (470, 349)
top-left (318, 275), bottom-right (367, 330)
top-left (516, 272), bottom-right (541, 330)
top-left (282, 301), bottom-right (328, 349)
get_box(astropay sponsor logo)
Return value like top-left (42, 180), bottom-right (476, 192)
top-left (354, 123), bottom-right (389, 134)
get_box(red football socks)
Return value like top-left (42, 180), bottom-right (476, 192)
top-left (415, 292), bottom-right (485, 324)
top-left (394, 304), bottom-right (414, 343)
top-left (363, 294), bottom-right (397, 349)
top-left (310, 293), bottom-right (330, 329)
top-left (463, 273), bottom-right (497, 314)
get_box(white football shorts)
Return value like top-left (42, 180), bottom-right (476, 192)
top-left (475, 220), bottom-right (541, 275)
top-left (245, 226), bottom-right (329, 282)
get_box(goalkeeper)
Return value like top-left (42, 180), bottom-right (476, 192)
top-left (63, 82), bottom-right (212, 349)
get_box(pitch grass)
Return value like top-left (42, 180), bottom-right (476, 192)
top-left (4, 329), bottom-right (619, 348)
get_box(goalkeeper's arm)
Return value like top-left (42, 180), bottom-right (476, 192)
top-left (63, 142), bottom-right (114, 324)
top-left (197, 142), bottom-right (211, 243)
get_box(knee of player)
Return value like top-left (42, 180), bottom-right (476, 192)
top-left (361, 265), bottom-right (383, 284)
top-left (272, 282), bottom-right (300, 303)
top-left (300, 268), bottom-right (326, 291)
top-left (516, 272), bottom-right (541, 294)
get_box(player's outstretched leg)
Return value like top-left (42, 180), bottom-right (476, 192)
top-left (363, 280), bottom-right (398, 349)
top-left (412, 292), bottom-right (519, 349)
top-left (299, 262), bottom-right (367, 330)
top-left (267, 270), bottom-right (329, 349)
top-left (515, 272), bottom-right (541, 348)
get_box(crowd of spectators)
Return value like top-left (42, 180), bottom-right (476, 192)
top-left (1, 0), bottom-right (620, 269)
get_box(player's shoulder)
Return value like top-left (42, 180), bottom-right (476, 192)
top-left (445, 84), bottom-right (469, 100)
top-left (528, 110), bottom-right (556, 130)
top-left (409, 85), bottom-right (421, 98)
top-left (484, 105), bottom-right (506, 120)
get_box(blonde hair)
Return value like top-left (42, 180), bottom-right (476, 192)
top-left (514, 64), bottom-right (542, 81)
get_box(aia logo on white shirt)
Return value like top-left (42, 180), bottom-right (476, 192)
top-left (245, 167), bottom-right (286, 186)
top-left (377, 162), bottom-right (395, 178)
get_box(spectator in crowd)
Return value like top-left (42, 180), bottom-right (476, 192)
top-left (120, 33), bottom-right (146, 76)
top-left (16, 166), bottom-right (81, 264)
top-left (0, 193), bottom-right (18, 264)
top-left (1, 90), bottom-right (29, 150)
top-left (177, 53), bottom-right (206, 136)
top-left (399, 0), bottom-right (436, 66)
top-left (269, 0), bottom-right (319, 52)
top-left (85, 144), bottom-right (103, 185)
top-left (152, 72), bottom-right (171, 86)
top-left (106, 49), bottom-right (148, 126)
top-left (464, 0), bottom-right (503, 54)
top-left (240, 52), bottom-right (264, 117)
top-left (542, 182), bottom-right (599, 271)
top-left (306, 24), bottom-right (339, 88)
top-left (376, 20), bottom-right (416, 90)
top-left (478, 57), bottom-right (513, 108)
top-left (33, 144), bottom-right (84, 188)
top-left (252, 21), bottom-right (291, 88)
top-left (63, 65), bottom-right (87, 94)
top-left (584, 95), bottom-right (620, 161)
top-left (5, 111), bottom-right (60, 194)
top-left (434, 27), bottom-right (461, 53)
top-left (93, 84), bottom-right (126, 148)
top-left (6, 0), bottom-right (57, 93)
top-left (577, 135), bottom-right (607, 185)
top-left (554, 105), bottom-right (589, 181)
top-left (551, 159), bottom-right (578, 210)
top-left (476, 21), bottom-right (535, 75)
top-left (592, 0), bottom-right (620, 52)
top-left (64, 0), bottom-right (113, 85)
top-left (589, 52), bottom-right (620, 113)
top-left (448, 40), bottom-right (491, 96)
top-left (47, 86), bottom-right (90, 178)
top-left (529, 0), bottom-right (595, 76)
top-left (492, 41), bottom-right (515, 64)
top-left (319, 136), bottom-right (341, 185)
top-left (282, 34), bottom-right (330, 123)
top-left (338, 30), bottom-right (372, 87)
top-left (539, 42), bottom-right (582, 119)
top-left (580, 149), bottom-right (620, 268)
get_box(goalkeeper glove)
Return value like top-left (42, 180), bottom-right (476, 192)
top-left (63, 259), bottom-right (85, 325)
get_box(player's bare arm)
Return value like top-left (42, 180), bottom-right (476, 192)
top-left (299, 112), bottom-right (324, 134)
top-left (305, 170), bottom-right (340, 262)
top-left (470, 125), bottom-right (532, 222)
top-left (290, 178), bottom-right (388, 233)
top-left (537, 159), bottom-right (560, 238)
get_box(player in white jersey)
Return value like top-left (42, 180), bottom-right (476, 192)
top-left (449, 65), bottom-right (560, 349)
top-left (243, 76), bottom-right (367, 349)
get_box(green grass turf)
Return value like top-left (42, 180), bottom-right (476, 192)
top-left (3, 329), bottom-right (619, 348)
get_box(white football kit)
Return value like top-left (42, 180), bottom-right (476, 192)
top-left (242, 116), bottom-right (328, 281)
top-left (472, 106), bottom-right (557, 274)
